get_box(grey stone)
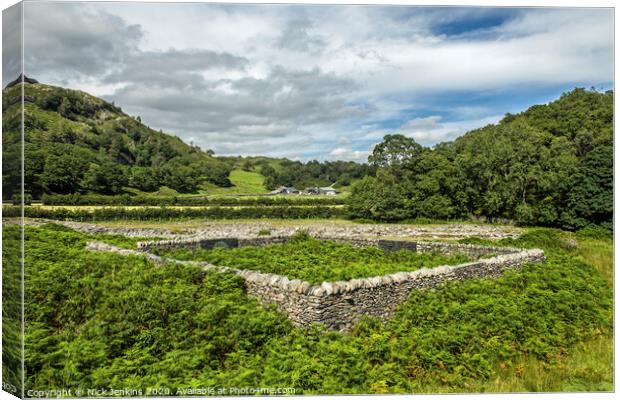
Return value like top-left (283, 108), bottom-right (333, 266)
top-left (321, 282), bottom-right (334, 295)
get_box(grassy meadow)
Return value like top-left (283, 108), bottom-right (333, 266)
top-left (197, 169), bottom-right (270, 196)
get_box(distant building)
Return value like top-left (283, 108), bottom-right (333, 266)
top-left (270, 186), bottom-right (300, 195)
top-left (301, 187), bottom-right (339, 196)
top-left (319, 187), bottom-right (339, 196)
top-left (302, 187), bottom-right (321, 195)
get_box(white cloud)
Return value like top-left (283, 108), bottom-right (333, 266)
top-left (364, 114), bottom-right (503, 146)
top-left (328, 147), bottom-right (371, 162)
top-left (18, 3), bottom-right (613, 160)
top-left (401, 116), bottom-right (443, 130)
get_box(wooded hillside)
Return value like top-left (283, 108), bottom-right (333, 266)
top-left (348, 88), bottom-right (613, 231)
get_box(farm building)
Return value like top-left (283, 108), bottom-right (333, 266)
top-left (302, 187), bottom-right (339, 196)
top-left (269, 186), bottom-right (300, 195)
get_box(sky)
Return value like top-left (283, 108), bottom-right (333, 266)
top-left (2, 2), bottom-right (614, 162)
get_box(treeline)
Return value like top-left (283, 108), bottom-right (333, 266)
top-left (40, 193), bottom-right (346, 206)
top-left (5, 205), bottom-right (345, 221)
top-left (348, 88), bottom-right (613, 231)
top-left (260, 160), bottom-right (375, 190)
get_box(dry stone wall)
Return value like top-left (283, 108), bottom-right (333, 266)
top-left (92, 234), bottom-right (546, 331)
top-left (241, 248), bottom-right (544, 330)
top-left (136, 236), bottom-right (292, 252)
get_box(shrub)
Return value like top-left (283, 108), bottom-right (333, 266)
top-left (40, 194), bottom-right (346, 207)
top-left (8, 205), bottom-right (345, 221)
top-left (576, 226), bottom-right (613, 240)
top-left (11, 194), bottom-right (32, 206)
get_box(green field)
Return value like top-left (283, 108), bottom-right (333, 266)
top-left (122, 169), bottom-right (271, 197)
top-left (154, 233), bottom-right (473, 285)
top-left (198, 169), bottom-right (270, 196)
top-left (5, 222), bottom-right (612, 394)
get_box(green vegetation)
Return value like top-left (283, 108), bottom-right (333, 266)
top-left (2, 80), bottom-right (613, 394)
top-left (2, 81), bottom-right (375, 201)
top-left (200, 169), bottom-right (269, 195)
top-left (5, 205), bottom-right (346, 221)
top-left (41, 193), bottom-right (346, 206)
top-left (12, 224), bottom-right (612, 394)
top-left (2, 82), bottom-right (235, 199)
top-left (2, 222), bottom-right (22, 396)
top-left (18, 224), bottom-right (290, 393)
top-left (260, 159), bottom-right (375, 190)
top-left (154, 234), bottom-right (472, 285)
top-left (349, 88), bottom-right (613, 231)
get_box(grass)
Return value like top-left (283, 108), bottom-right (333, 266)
top-left (80, 217), bottom-right (521, 232)
top-left (201, 192), bottom-right (351, 200)
top-left (123, 170), bottom-right (269, 197)
top-left (153, 234), bottom-right (474, 285)
top-left (199, 169), bottom-right (269, 195)
top-left (575, 237), bottom-right (613, 287)
top-left (479, 333), bottom-right (613, 392)
top-left (452, 227), bottom-right (614, 393)
top-left (124, 186), bottom-right (180, 197)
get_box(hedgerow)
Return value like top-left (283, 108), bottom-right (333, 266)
top-left (41, 193), bottom-right (346, 207)
top-left (5, 205), bottom-right (345, 221)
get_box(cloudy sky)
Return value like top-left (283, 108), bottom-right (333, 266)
top-left (3, 2), bottom-right (614, 161)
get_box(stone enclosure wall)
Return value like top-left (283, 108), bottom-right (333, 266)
top-left (130, 235), bottom-right (545, 331)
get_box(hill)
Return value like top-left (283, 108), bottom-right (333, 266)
top-left (2, 78), bottom-right (236, 199)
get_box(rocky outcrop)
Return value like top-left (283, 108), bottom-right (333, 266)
top-left (5, 73), bottom-right (38, 88)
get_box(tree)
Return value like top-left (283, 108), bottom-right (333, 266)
top-left (41, 152), bottom-right (90, 194)
top-left (350, 88), bottom-right (612, 229)
top-left (561, 146), bottom-right (613, 230)
top-left (130, 167), bottom-right (161, 192)
top-left (261, 165), bottom-right (279, 190)
top-left (368, 134), bottom-right (423, 169)
top-left (2, 133), bottom-right (21, 200)
top-left (403, 148), bottom-right (466, 219)
top-left (242, 160), bottom-right (253, 172)
top-left (81, 162), bottom-right (128, 195)
top-left (162, 162), bottom-right (201, 193)
top-left (347, 172), bottom-right (410, 221)
top-left (203, 162), bottom-right (233, 187)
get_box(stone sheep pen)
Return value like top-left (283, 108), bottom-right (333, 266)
top-left (88, 234), bottom-right (545, 331)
